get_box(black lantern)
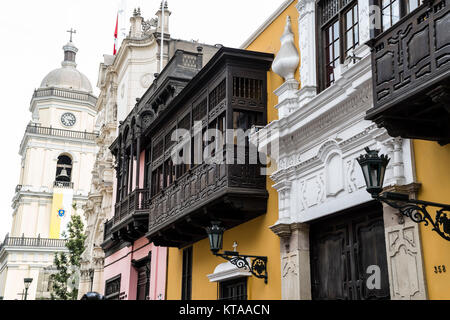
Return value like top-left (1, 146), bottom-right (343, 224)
top-left (23, 278), bottom-right (33, 300)
top-left (205, 222), bottom-right (269, 284)
top-left (80, 292), bottom-right (106, 300)
top-left (205, 221), bottom-right (224, 254)
top-left (357, 147), bottom-right (390, 197)
top-left (356, 148), bottom-right (450, 242)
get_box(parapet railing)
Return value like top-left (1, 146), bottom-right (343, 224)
top-left (26, 125), bottom-right (98, 141)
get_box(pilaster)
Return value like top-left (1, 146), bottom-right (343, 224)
top-left (271, 223), bottom-right (312, 300)
top-left (296, 0), bottom-right (317, 107)
top-left (382, 183), bottom-right (428, 300)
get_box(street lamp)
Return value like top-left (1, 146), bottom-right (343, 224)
top-left (23, 278), bottom-right (33, 301)
top-left (80, 292), bottom-right (105, 300)
top-left (357, 148), bottom-right (450, 241)
top-left (206, 222), bottom-right (269, 284)
top-left (357, 147), bottom-right (390, 198)
top-left (205, 222), bottom-right (224, 254)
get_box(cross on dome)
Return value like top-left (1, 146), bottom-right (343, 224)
top-left (67, 28), bottom-right (77, 42)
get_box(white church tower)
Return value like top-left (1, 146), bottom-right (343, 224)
top-left (0, 32), bottom-right (98, 300)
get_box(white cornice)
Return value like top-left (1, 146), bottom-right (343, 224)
top-left (30, 91), bottom-right (97, 114)
top-left (241, 0), bottom-right (295, 49)
top-left (19, 134), bottom-right (97, 157)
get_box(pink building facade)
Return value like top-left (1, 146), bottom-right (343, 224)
top-left (102, 150), bottom-right (167, 300)
top-left (103, 238), bottom-right (167, 300)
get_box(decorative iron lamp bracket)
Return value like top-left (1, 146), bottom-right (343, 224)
top-left (375, 192), bottom-right (450, 241)
top-left (214, 251), bottom-right (268, 284)
top-left (357, 148), bottom-right (450, 242)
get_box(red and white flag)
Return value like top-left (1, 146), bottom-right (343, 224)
top-left (113, 13), bottom-right (119, 55)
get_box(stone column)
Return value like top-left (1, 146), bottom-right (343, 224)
top-left (77, 270), bottom-right (91, 299)
top-left (92, 257), bottom-right (105, 295)
top-left (382, 183), bottom-right (428, 300)
top-left (271, 223), bottom-right (312, 300)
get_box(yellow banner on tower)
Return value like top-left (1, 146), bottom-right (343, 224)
top-left (49, 188), bottom-right (74, 239)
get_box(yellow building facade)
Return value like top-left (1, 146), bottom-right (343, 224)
top-left (414, 141), bottom-right (450, 299)
top-left (166, 1), bottom-right (299, 300)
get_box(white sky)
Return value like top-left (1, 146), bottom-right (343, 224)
top-left (0, 0), bottom-right (286, 240)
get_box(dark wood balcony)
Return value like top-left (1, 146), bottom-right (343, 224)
top-left (109, 47), bottom-right (274, 250)
top-left (366, 0), bottom-right (450, 145)
top-left (146, 151), bottom-right (268, 248)
top-left (102, 189), bottom-right (150, 250)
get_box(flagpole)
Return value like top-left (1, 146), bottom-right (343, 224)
top-left (114, 13), bottom-right (119, 55)
top-left (160, 1), bottom-right (165, 72)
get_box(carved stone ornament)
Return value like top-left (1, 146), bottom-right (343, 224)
top-left (272, 16), bottom-right (300, 81)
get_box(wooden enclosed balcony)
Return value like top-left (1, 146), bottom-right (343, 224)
top-left (366, 0), bottom-right (450, 145)
top-left (146, 152), bottom-right (268, 248)
top-left (102, 189), bottom-right (150, 250)
top-left (106, 47), bottom-right (274, 250)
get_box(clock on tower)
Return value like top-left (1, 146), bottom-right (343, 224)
top-left (61, 112), bottom-right (77, 127)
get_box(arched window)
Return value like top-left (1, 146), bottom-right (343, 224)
top-left (55, 155), bottom-right (73, 182)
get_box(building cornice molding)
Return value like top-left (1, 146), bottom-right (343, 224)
top-left (113, 36), bottom-right (157, 76)
top-left (30, 88), bottom-right (97, 114)
top-left (19, 137), bottom-right (97, 157)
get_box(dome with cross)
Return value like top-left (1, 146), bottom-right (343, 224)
top-left (40, 30), bottom-right (93, 93)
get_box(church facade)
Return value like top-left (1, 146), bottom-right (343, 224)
top-left (0, 38), bottom-right (98, 300)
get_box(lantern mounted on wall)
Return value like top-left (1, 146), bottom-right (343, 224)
top-left (205, 222), bottom-right (224, 255)
top-left (23, 278), bottom-right (33, 300)
top-left (357, 148), bottom-right (450, 242)
top-left (357, 147), bottom-right (390, 198)
top-left (206, 222), bottom-right (269, 284)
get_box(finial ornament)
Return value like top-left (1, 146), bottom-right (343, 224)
top-left (67, 28), bottom-right (76, 42)
top-left (272, 16), bottom-right (300, 81)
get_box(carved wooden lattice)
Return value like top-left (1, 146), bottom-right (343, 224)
top-left (372, 0), bottom-right (450, 109)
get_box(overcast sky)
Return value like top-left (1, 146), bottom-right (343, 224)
top-left (0, 0), bottom-right (286, 240)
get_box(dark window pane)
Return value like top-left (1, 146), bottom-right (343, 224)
top-left (333, 21), bottom-right (339, 41)
top-left (346, 31), bottom-right (353, 49)
top-left (181, 247), bottom-right (193, 300)
top-left (219, 278), bottom-right (248, 301)
top-left (392, 0), bottom-right (400, 24)
top-left (346, 10), bottom-right (353, 30)
top-left (382, 8), bottom-right (391, 30)
top-left (334, 41), bottom-right (340, 59)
